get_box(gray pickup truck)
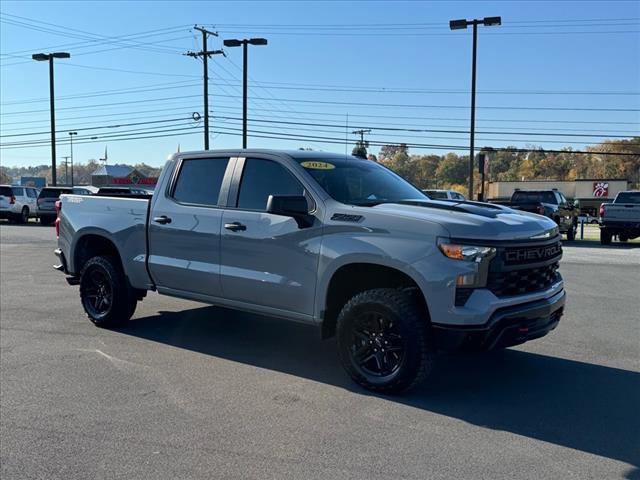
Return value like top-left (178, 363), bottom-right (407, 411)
top-left (599, 191), bottom-right (640, 245)
top-left (54, 150), bottom-right (566, 393)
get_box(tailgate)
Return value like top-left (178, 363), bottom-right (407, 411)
top-left (604, 205), bottom-right (640, 222)
top-left (0, 195), bottom-right (11, 209)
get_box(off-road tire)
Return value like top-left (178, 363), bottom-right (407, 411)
top-left (336, 288), bottom-right (433, 394)
top-left (600, 229), bottom-right (612, 245)
top-left (79, 255), bottom-right (137, 328)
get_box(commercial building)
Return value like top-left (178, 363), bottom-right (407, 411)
top-left (488, 179), bottom-right (630, 215)
top-left (90, 164), bottom-right (158, 188)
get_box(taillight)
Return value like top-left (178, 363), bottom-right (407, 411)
top-left (55, 200), bottom-right (62, 237)
top-left (599, 203), bottom-right (605, 217)
top-left (10, 195), bottom-right (16, 205)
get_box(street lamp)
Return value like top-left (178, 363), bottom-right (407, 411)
top-left (449, 17), bottom-right (501, 200)
top-left (32, 52), bottom-right (71, 186)
top-left (68, 131), bottom-right (77, 187)
top-left (223, 38), bottom-right (268, 148)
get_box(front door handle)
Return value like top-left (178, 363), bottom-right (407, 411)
top-left (224, 222), bottom-right (247, 232)
top-left (153, 215), bottom-right (172, 225)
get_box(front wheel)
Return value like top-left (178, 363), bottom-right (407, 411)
top-left (336, 288), bottom-right (433, 394)
top-left (79, 256), bottom-right (137, 328)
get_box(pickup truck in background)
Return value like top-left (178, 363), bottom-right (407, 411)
top-left (54, 150), bottom-right (566, 393)
top-left (599, 191), bottom-right (640, 245)
top-left (495, 189), bottom-right (578, 241)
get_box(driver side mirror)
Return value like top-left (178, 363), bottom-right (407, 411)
top-left (266, 195), bottom-right (314, 228)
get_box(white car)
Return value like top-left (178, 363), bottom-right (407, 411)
top-left (422, 189), bottom-right (466, 201)
top-left (577, 214), bottom-right (599, 224)
top-left (0, 185), bottom-right (39, 223)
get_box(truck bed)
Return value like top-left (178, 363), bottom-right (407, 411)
top-left (58, 194), bottom-right (152, 289)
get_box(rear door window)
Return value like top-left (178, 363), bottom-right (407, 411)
top-left (39, 189), bottom-right (70, 199)
top-left (12, 187), bottom-right (24, 196)
top-left (172, 158), bottom-right (230, 207)
top-left (237, 158), bottom-right (304, 211)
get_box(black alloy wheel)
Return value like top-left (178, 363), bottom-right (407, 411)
top-left (79, 256), bottom-right (136, 328)
top-left (349, 311), bottom-right (405, 378)
top-left (336, 288), bottom-right (433, 393)
top-left (82, 267), bottom-right (113, 318)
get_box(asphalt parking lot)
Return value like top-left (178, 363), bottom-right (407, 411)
top-left (1, 222), bottom-right (639, 480)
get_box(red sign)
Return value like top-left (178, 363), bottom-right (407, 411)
top-left (112, 176), bottom-right (158, 185)
top-left (593, 182), bottom-right (609, 197)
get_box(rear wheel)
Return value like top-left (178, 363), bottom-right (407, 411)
top-left (600, 229), bottom-right (612, 245)
top-left (79, 256), bottom-right (137, 328)
top-left (18, 207), bottom-right (29, 224)
top-left (336, 288), bottom-right (433, 394)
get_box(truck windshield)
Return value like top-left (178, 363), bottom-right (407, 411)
top-left (616, 192), bottom-right (640, 204)
top-left (295, 157), bottom-right (426, 206)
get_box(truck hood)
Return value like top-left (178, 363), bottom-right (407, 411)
top-left (371, 200), bottom-right (558, 241)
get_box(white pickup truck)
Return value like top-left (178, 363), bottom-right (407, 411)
top-left (599, 191), bottom-right (640, 244)
top-left (54, 150), bottom-right (566, 393)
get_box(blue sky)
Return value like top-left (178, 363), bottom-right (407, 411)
top-left (1, 0), bottom-right (639, 168)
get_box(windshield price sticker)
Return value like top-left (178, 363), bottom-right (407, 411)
top-left (301, 161), bottom-right (335, 170)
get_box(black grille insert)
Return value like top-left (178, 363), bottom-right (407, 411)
top-left (487, 262), bottom-right (560, 297)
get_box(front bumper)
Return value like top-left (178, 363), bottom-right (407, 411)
top-left (432, 289), bottom-right (566, 351)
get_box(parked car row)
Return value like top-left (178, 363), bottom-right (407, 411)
top-left (0, 184), bottom-right (151, 225)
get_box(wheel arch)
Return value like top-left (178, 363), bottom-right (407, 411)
top-left (319, 261), bottom-right (430, 339)
top-left (72, 229), bottom-right (124, 277)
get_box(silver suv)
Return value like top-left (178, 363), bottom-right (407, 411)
top-left (0, 185), bottom-right (39, 223)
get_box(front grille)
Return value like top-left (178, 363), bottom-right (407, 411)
top-left (487, 262), bottom-right (560, 297)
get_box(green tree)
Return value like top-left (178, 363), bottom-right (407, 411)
top-left (436, 153), bottom-right (467, 185)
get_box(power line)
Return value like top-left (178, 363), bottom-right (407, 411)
top-left (0, 80), bottom-right (201, 106)
top-left (4, 92), bottom-right (636, 116)
top-left (3, 114), bottom-right (636, 142)
top-left (2, 121), bottom-right (636, 156)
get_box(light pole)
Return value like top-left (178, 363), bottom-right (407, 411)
top-left (223, 38), bottom-right (268, 148)
top-left (68, 131), bottom-right (77, 187)
top-left (449, 17), bottom-right (501, 200)
top-left (32, 52), bottom-right (71, 186)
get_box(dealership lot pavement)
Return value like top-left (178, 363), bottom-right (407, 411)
top-left (1, 222), bottom-right (639, 480)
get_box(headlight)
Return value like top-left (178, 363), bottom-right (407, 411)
top-left (438, 240), bottom-right (496, 291)
top-left (438, 241), bottom-right (496, 263)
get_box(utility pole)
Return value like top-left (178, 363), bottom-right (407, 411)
top-left (352, 129), bottom-right (371, 145)
top-left (186, 26), bottom-right (223, 150)
top-left (351, 129), bottom-right (371, 158)
top-left (69, 131), bottom-right (77, 187)
top-left (61, 156), bottom-right (70, 185)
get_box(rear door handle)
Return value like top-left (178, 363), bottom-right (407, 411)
top-left (224, 222), bottom-right (246, 232)
top-left (153, 215), bottom-right (172, 225)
